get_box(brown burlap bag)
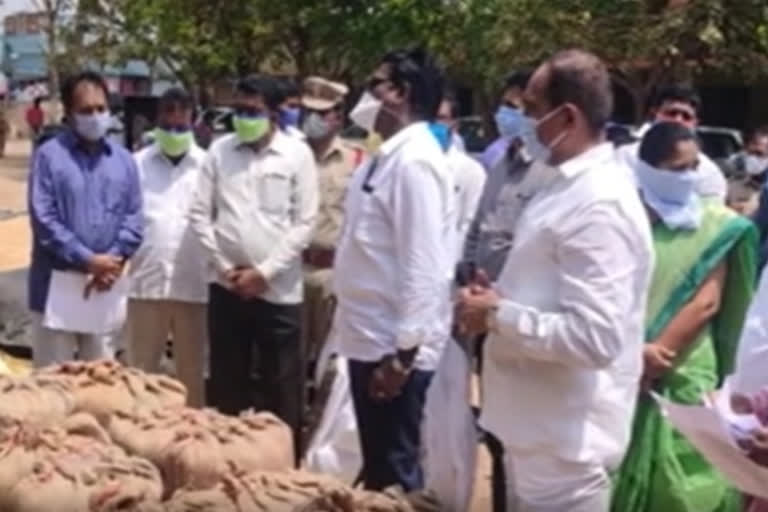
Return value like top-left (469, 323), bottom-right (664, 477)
top-left (0, 374), bottom-right (75, 425)
top-left (209, 410), bottom-right (294, 473)
top-left (38, 361), bottom-right (187, 424)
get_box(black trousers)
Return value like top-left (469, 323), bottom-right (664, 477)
top-left (207, 284), bottom-right (303, 456)
top-left (348, 359), bottom-right (433, 492)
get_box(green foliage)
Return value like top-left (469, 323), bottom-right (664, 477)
top-left (60, 0), bottom-right (768, 118)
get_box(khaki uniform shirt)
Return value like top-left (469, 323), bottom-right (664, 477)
top-left (311, 138), bottom-right (363, 249)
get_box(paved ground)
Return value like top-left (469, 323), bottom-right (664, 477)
top-left (0, 137), bottom-right (495, 509)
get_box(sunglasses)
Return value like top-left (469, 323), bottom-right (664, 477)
top-left (366, 76), bottom-right (392, 91)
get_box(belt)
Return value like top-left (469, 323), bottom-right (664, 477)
top-left (303, 247), bottom-right (335, 269)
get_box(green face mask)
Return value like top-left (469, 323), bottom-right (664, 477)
top-left (155, 128), bottom-right (192, 157)
top-left (234, 115), bottom-right (270, 143)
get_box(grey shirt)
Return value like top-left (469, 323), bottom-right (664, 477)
top-left (462, 148), bottom-right (549, 281)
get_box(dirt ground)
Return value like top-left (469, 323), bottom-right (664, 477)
top-left (0, 137), bottom-right (495, 510)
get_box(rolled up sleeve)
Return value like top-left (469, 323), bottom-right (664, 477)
top-left (493, 204), bottom-right (641, 369)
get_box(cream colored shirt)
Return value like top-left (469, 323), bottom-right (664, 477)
top-left (189, 131), bottom-right (319, 305)
top-left (449, 145), bottom-right (486, 260)
top-left (129, 143), bottom-right (208, 303)
top-left (312, 138), bottom-right (362, 249)
top-left (480, 143), bottom-right (654, 468)
top-left (333, 122), bottom-right (456, 370)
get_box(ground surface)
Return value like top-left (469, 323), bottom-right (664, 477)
top-left (0, 138), bottom-right (495, 510)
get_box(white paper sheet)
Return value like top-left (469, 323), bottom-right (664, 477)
top-left (43, 270), bottom-right (128, 334)
top-left (655, 393), bottom-right (768, 499)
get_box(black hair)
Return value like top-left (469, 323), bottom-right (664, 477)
top-left (379, 48), bottom-right (444, 121)
top-left (33, 96), bottom-right (43, 107)
top-left (277, 77), bottom-right (300, 101)
top-left (545, 49), bottom-right (613, 134)
top-left (650, 84), bottom-right (701, 115)
top-left (442, 88), bottom-right (460, 120)
top-left (504, 70), bottom-right (531, 91)
top-left (236, 74), bottom-right (283, 111)
top-left (745, 125), bottom-right (768, 145)
top-left (60, 71), bottom-right (109, 111)
top-left (639, 121), bottom-right (697, 167)
top-left (158, 87), bottom-right (194, 112)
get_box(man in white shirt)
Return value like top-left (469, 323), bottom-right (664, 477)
top-left (458, 49), bottom-right (654, 511)
top-left (333, 48), bottom-right (455, 492)
top-left (189, 75), bottom-right (319, 454)
top-left (620, 84), bottom-right (727, 201)
top-left (128, 88), bottom-right (208, 406)
top-left (436, 91), bottom-right (486, 259)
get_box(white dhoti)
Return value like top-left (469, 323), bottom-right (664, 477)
top-left (422, 338), bottom-right (477, 511)
top-left (303, 332), bottom-right (362, 483)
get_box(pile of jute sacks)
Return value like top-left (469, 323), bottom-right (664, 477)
top-left (0, 360), bottom-right (439, 511)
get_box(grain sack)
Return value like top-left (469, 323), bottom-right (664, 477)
top-left (210, 410), bottom-right (294, 473)
top-left (0, 374), bottom-right (75, 425)
top-left (159, 428), bottom-right (227, 496)
top-left (5, 454), bottom-right (163, 512)
top-left (38, 360), bottom-right (187, 423)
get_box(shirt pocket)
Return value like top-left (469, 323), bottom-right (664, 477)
top-left (258, 170), bottom-right (292, 217)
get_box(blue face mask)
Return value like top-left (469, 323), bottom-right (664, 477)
top-left (73, 111), bottom-right (112, 142)
top-left (636, 160), bottom-right (701, 230)
top-left (279, 107), bottom-right (301, 128)
top-left (494, 106), bottom-right (524, 138)
top-left (428, 122), bottom-right (451, 152)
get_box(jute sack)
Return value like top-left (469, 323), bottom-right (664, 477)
top-left (0, 413), bottom-right (118, 497)
top-left (38, 361), bottom-right (187, 424)
top-left (208, 410), bottom-right (294, 473)
top-left (5, 454), bottom-right (163, 512)
top-left (0, 374), bottom-right (75, 425)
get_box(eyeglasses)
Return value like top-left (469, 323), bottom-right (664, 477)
top-left (366, 76), bottom-right (391, 91)
top-left (659, 107), bottom-right (695, 123)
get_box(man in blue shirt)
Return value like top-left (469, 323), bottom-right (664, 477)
top-left (28, 71), bottom-right (143, 367)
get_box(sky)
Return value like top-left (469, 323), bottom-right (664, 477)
top-left (0, 0), bottom-right (35, 20)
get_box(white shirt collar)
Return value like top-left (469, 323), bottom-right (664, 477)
top-left (557, 142), bottom-right (614, 179)
top-left (149, 142), bottom-right (205, 167)
top-left (378, 121), bottom-right (428, 157)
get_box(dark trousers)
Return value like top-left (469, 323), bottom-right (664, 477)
top-left (207, 284), bottom-right (303, 456)
top-left (348, 359), bottom-right (433, 492)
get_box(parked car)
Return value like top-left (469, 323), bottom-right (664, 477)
top-left (696, 126), bottom-right (743, 161)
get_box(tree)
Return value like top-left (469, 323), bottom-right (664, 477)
top-left (33, 0), bottom-right (73, 96)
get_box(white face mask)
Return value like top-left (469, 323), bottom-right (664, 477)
top-left (519, 107), bottom-right (568, 163)
top-left (349, 92), bottom-right (382, 134)
top-left (301, 112), bottom-right (331, 140)
top-left (636, 160), bottom-right (701, 230)
top-left (744, 154), bottom-right (768, 176)
top-left (73, 111), bottom-right (112, 142)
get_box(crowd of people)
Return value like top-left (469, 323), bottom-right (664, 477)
top-left (22, 46), bottom-right (768, 512)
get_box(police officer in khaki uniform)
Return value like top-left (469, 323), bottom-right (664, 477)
top-left (300, 77), bottom-right (364, 366)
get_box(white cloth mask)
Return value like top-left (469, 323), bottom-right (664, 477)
top-left (349, 92), bottom-right (383, 134)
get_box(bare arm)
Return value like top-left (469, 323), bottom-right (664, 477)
top-left (655, 262), bottom-right (727, 356)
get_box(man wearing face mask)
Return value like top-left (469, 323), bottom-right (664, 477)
top-left (189, 74), bottom-right (319, 456)
top-left (28, 71), bottom-right (143, 367)
top-left (479, 72), bottom-right (530, 171)
top-left (744, 127), bottom-right (768, 267)
top-left (299, 76), bottom-right (364, 372)
top-left (127, 88), bottom-right (208, 407)
top-left (278, 77), bottom-right (305, 140)
top-left (332, 48), bottom-right (455, 492)
top-left (457, 50), bottom-right (654, 511)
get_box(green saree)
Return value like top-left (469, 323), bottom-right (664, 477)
top-left (611, 201), bottom-right (758, 512)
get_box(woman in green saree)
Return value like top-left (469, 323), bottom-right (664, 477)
top-left (612, 122), bottom-right (758, 512)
